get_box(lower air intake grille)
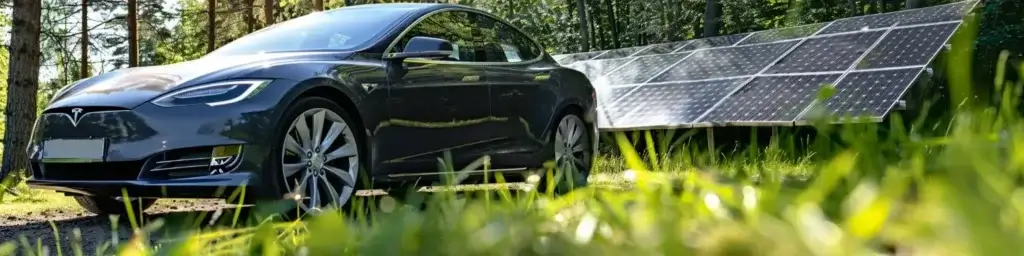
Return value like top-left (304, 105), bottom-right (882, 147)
top-left (144, 147), bottom-right (212, 178)
top-left (41, 161), bottom-right (143, 180)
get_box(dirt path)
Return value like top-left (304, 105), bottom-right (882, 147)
top-left (0, 184), bottom-right (552, 255)
top-left (0, 199), bottom-right (228, 255)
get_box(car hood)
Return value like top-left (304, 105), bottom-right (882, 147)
top-left (47, 52), bottom-right (351, 110)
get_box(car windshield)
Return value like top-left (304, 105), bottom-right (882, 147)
top-left (206, 6), bottom-right (416, 56)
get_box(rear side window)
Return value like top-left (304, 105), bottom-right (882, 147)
top-left (475, 14), bottom-right (542, 63)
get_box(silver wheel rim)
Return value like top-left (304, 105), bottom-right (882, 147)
top-left (281, 108), bottom-right (359, 212)
top-left (554, 115), bottom-right (590, 184)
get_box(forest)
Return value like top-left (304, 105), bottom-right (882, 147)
top-left (0, 0), bottom-right (1023, 255)
top-left (1, 0), bottom-right (1020, 178)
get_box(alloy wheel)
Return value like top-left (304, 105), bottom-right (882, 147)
top-left (554, 115), bottom-right (591, 187)
top-left (280, 108), bottom-right (359, 212)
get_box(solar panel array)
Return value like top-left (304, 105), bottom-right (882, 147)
top-left (554, 1), bottom-right (977, 130)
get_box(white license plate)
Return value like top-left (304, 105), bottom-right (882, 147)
top-left (41, 139), bottom-right (106, 162)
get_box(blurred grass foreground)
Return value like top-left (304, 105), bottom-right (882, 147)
top-left (5, 7), bottom-right (1024, 256)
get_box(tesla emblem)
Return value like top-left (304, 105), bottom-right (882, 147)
top-left (68, 108), bottom-right (84, 127)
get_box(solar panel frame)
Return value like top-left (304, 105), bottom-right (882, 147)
top-left (690, 21), bottom-right (837, 126)
top-left (788, 20), bottom-right (900, 122)
top-left (599, 32), bottom-right (761, 128)
top-left (574, 1), bottom-right (979, 130)
top-left (794, 21), bottom-right (971, 123)
top-left (699, 74), bottom-right (843, 125)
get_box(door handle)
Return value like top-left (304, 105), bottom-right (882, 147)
top-left (462, 75), bottom-right (480, 82)
top-left (500, 89), bottom-right (523, 97)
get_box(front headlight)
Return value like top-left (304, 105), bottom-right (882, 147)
top-left (152, 80), bottom-right (272, 107)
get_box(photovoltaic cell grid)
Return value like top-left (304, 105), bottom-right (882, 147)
top-left (554, 1), bottom-right (978, 130)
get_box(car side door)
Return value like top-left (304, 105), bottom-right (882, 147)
top-left (477, 14), bottom-right (559, 168)
top-left (376, 10), bottom-right (495, 177)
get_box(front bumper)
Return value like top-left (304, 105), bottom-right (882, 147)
top-left (26, 80), bottom-right (294, 198)
top-left (26, 172), bottom-right (252, 198)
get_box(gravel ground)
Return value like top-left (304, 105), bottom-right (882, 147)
top-left (0, 184), bottom-right (561, 255)
top-left (0, 199), bottom-right (229, 255)
top-left (0, 189), bottom-right (397, 255)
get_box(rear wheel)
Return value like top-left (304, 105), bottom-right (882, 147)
top-left (268, 97), bottom-right (367, 217)
top-left (537, 114), bottom-right (593, 194)
top-left (73, 196), bottom-right (155, 215)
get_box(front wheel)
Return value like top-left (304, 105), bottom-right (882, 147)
top-left (537, 114), bottom-right (594, 195)
top-left (268, 97), bottom-right (367, 216)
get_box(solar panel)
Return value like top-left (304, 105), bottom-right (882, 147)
top-left (566, 57), bottom-right (635, 80)
top-left (804, 68), bottom-right (922, 121)
top-left (700, 75), bottom-right (842, 124)
top-left (817, 11), bottom-right (903, 35)
top-left (596, 85), bottom-right (642, 127)
top-left (736, 23), bottom-right (827, 45)
top-left (678, 33), bottom-right (751, 51)
top-left (766, 31), bottom-right (885, 74)
top-left (555, 50), bottom-right (607, 65)
top-left (651, 41), bottom-right (797, 82)
top-left (896, 1), bottom-right (973, 25)
top-left (550, 0), bottom-right (979, 130)
top-left (608, 79), bottom-right (747, 128)
top-left (633, 41), bottom-right (690, 57)
top-left (857, 23), bottom-right (960, 69)
top-left (595, 51), bottom-right (692, 86)
top-left (591, 46), bottom-right (647, 60)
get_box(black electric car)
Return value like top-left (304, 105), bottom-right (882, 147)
top-left (26, 3), bottom-right (597, 215)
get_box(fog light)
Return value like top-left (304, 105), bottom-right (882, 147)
top-left (210, 145), bottom-right (243, 174)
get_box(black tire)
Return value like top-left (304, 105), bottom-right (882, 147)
top-left (259, 96), bottom-right (370, 218)
top-left (73, 196), bottom-right (156, 215)
top-left (536, 113), bottom-right (594, 195)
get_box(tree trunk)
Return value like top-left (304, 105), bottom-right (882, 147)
top-left (80, 0), bottom-right (89, 78)
top-left (606, 0), bottom-right (618, 49)
top-left (313, 0), bottom-right (323, 11)
top-left (587, 7), bottom-right (596, 49)
top-left (207, 0), bottom-right (216, 53)
top-left (703, 0), bottom-right (722, 37)
top-left (1, 0), bottom-right (42, 182)
top-left (575, 0), bottom-right (589, 52)
top-left (906, 0), bottom-right (921, 8)
top-left (264, 0), bottom-right (275, 27)
top-left (127, 0), bottom-right (138, 67)
top-left (246, 0), bottom-right (254, 33)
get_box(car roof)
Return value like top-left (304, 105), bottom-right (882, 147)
top-left (328, 3), bottom-right (467, 13)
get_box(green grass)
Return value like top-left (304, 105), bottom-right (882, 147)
top-left (5, 20), bottom-right (1024, 256)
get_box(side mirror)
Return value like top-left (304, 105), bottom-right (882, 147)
top-left (384, 36), bottom-right (454, 60)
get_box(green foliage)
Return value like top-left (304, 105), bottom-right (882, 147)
top-left (973, 0), bottom-right (1024, 95)
top-left (7, 1), bottom-right (1024, 255)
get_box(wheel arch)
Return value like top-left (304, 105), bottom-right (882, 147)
top-left (276, 78), bottom-right (368, 137)
top-left (542, 101), bottom-right (589, 143)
